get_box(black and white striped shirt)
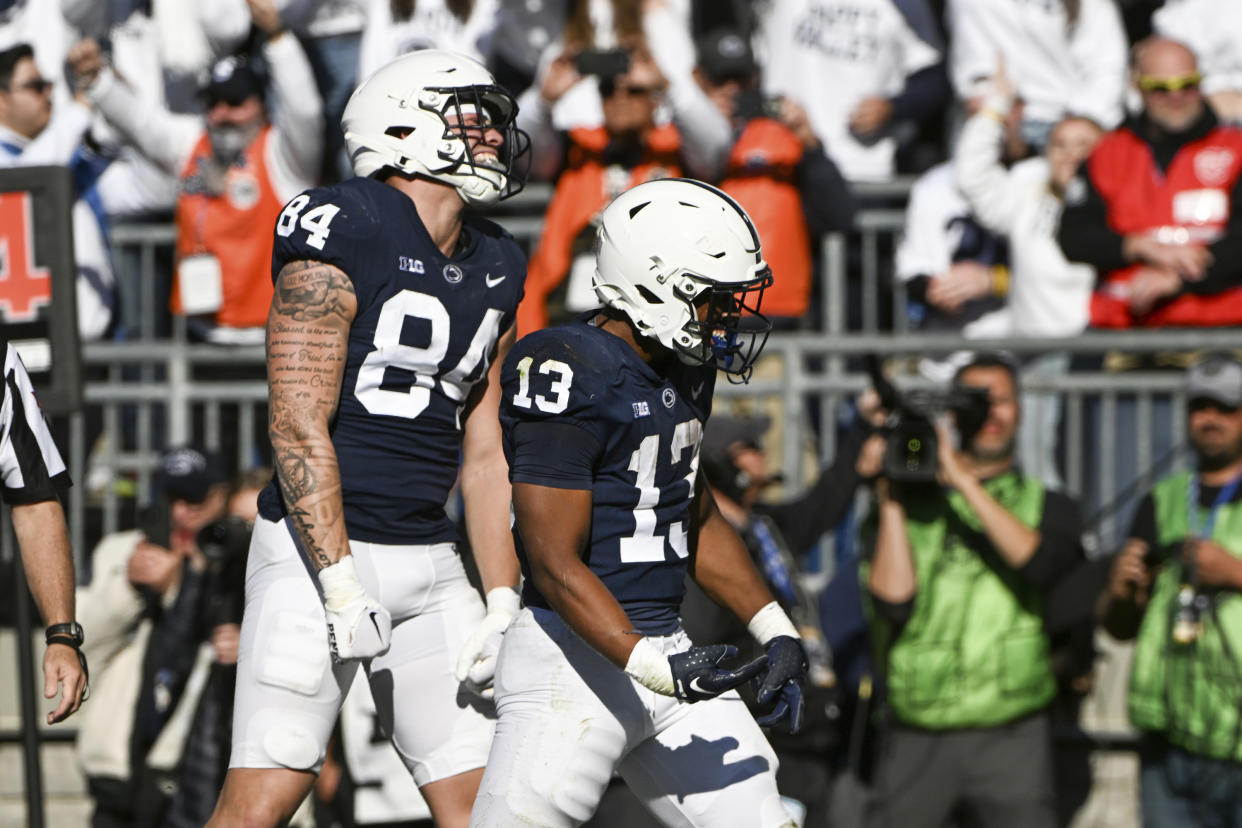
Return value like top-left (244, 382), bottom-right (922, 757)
top-left (1, 342), bottom-right (70, 505)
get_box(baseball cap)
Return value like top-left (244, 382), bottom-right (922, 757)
top-left (702, 414), bottom-right (772, 464)
top-left (156, 444), bottom-right (227, 503)
top-left (1186, 355), bottom-right (1242, 409)
top-left (696, 29), bottom-right (757, 84)
top-left (199, 55), bottom-right (265, 106)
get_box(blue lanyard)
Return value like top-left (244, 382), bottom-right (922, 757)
top-left (1188, 472), bottom-right (1242, 539)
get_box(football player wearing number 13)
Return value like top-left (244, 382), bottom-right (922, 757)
top-left (472, 178), bottom-right (809, 828)
top-left (206, 51), bottom-right (530, 828)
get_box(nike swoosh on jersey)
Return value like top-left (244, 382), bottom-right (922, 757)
top-left (369, 611), bottom-right (382, 637)
top-left (691, 381), bottom-right (704, 398)
top-left (485, 273), bottom-right (506, 288)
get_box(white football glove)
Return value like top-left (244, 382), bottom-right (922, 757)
top-left (318, 556), bottom-right (392, 662)
top-left (455, 586), bottom-right (520, 698)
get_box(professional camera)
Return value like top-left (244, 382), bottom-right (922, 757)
top-left (866, 357), bottom-right (991, 484)
top-left (195, 516), bottom-right (253, 628)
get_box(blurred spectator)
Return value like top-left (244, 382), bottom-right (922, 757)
top-left (68, 0), bottom-right (322, 344)
top-left (158, 468), bottom-right (261, 828)
top-left (862, 355), bottom-right (1086, 828)
top-left (0, 42), bottom-right (115, 340)
top-left (681, 409), bottom-right (886, 827)
top-left (359, 0), bottom-right (499, 78)
top-left (75, 444), bottom-right (230, 827)
top-left (518, 0), bottom-right (731, 176)
top-left (61, 0), bottom-right (251, 228)
top-left (954, 58), bottom-right (1104, 488)
top-left (0, 0), bottom-right (75, 111)
top-left (756, 0), bottom-right (948, 182)
top-left (945, 0), bottom-right (1127, 148)
top-left (226, 465), bottom-right (271, 523)
top-left (1152, 0), bottom-right (1242, 124)
top-left (516, 43), bottom-right (686, 334)
top-left (62, 0), bottom-right (250, 114)
top-left (1098, 354), bottom-right (1242, 826)
top-left (894, 95), bottom-right (1025, 380)
top-left (488, 0), bottom-right (567, 96)
top-left (277, 0), bottom-right (366, 183)
top-left (1058, 37), bottom-right (1242, 330)
top-left (693, 27), bottom-right (855, 327)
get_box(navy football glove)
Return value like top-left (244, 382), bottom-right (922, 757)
top-left (753, 636), bottom-right (808, 733)
top-left (669, 644), bottom-right (768, 703)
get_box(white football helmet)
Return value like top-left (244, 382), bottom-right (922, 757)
top-left (593, 178), bottom-right (772, 381)
top-left (341, 50), bottom-right (529, 206)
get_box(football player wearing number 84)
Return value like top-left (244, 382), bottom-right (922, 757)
top-left (471, 178), bottom-right (809, 827)
top-left (206, 51), bottom-right (530, 828)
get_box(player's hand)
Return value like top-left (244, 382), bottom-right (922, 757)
top-left (44, 642), bottom-right (88, 724)
top-left (668, 644), bottom-right (768, 703)
top-left (752, 636), bottom-right (808, 733)
top-left (455, 586), bottom-right (520, 698)
top-left (318, 556), bottom-right (392, 662)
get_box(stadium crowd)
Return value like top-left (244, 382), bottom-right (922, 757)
top-left (3, 0), bottom-right (1242, 826)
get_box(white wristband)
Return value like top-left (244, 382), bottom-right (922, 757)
top-left (623, 637), bottom-right (675, 696)
top-left (318, 555), bottom-right (365, 610)
top-left (747, 601), bottom-right (800, 646)
top-left (485, 586), bottom-right (521, 616)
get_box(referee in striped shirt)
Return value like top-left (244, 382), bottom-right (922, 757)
top-left (2, 341), bottom-right (87, 723)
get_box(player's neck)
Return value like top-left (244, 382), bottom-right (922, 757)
top-left (389, 175), bottom-right (467, 257)
top-left (595, 311), bottom-right (661, 365)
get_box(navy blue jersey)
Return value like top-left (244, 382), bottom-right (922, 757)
top-left (499, 320), bottom-right (716, 634)
top-left (258, 177), bottom-right (526, 544)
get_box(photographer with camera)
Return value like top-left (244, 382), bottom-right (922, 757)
top-left (75, 444), bottom-right (230, 827)
top-left (863, 354), bottom-right (1087, 828)
top-left (1098, 354), bottom-right (1242, 826)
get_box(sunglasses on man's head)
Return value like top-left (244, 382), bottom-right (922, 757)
top-left (1137, 72), bottom-right (1202, 94)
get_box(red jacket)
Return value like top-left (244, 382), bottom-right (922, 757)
top-left (1087, 121), bottom-right (1242, 328)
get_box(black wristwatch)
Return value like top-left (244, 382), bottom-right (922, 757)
top-left (45, 622), bottom-right (85, 648)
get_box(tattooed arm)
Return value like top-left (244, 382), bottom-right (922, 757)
top-left (267, 258), bottom-right (357, 571)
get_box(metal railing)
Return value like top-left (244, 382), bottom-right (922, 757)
top-left (59, 326), bottom-right (1242, 572)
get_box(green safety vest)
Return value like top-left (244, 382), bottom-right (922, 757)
top-left (1129, 472), bottom-right (1242, 761)
top-left (864, 472), bottom-right (1056, 730)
